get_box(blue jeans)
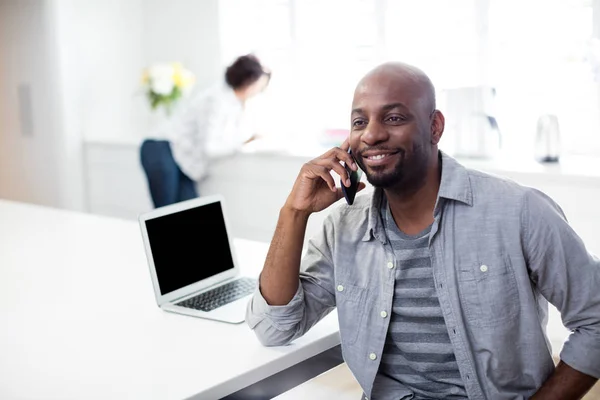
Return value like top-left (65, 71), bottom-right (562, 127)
top-left (140, 139), bottom-right (198, 208)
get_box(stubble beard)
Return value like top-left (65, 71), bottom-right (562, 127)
top-left (362, 145), bottom-right (430, 195)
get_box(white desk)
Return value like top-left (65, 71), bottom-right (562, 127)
top-left (0, 200), bottom-right (340, 400)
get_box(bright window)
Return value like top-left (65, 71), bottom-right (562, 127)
top-left (488, 0), bottom-right (596, 158)
top-left (219, 0), bottom-right (598, 157)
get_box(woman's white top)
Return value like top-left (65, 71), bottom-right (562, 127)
top-left (157, 81), bottom-right (253, 181)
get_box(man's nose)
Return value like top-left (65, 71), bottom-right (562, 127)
top-left (362, 121), bottom-right (388, 145)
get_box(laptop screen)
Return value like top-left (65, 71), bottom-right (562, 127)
top-left (144, 201), bottom-right (235, 295)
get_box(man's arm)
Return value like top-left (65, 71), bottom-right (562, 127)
top-left (246, 141), bottom-right (365, 345)
top-left (258, 141), bottom-right (360, 305)
top-left (259, 206), bottom-right (309, 305)
top-left (530, 361), bottom-right (597, 400)
top-left (522, 188), bottom-right (600, 398)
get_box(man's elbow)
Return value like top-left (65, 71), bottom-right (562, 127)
top-left (256, 333), bottom-right (294, 347)
top-left (250, 320), bottom-right (298, 347)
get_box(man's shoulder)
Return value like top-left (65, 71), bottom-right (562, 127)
top-left (464, 165), bottom-right (531, 197)
top-left (446, 160), bottom-right (567, 223)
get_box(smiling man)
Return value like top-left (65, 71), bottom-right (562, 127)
top-left (246, 62), bottom-right (600, 399)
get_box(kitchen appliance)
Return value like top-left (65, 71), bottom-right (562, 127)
top-left (534, 114), bottom-right (561, 163)
top-left (441, 86), bottom-right (501, 159)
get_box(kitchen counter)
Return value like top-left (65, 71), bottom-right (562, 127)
top-left (84, 135), bottom-right (600, 186)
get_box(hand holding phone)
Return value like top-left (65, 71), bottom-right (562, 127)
top-left (341, 149), bottom-right (363, 205)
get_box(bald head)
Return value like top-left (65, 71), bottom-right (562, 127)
top-left (353, 61), bottom-right (436, 115)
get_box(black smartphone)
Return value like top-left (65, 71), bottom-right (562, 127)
top-left (341, 149), bottom-right (363, 205)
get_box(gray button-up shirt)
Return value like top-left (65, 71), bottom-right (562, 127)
top-left (246, 152), bottom-right (600, 399)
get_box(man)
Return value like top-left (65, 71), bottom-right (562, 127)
top-left (246, 62), bottom-right (600, 399)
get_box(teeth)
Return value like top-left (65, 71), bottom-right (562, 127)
top-left (369, 154), bottom-right (387, 160)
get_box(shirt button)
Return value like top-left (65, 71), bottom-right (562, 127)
top-left (369, 353), bottom-right (377, 360)
top-left (380, 311), bottom-right (388, 318)
top-left (337, 285), bottom-right (344, 292)
top-left (387, 261), bottom-right (394, 269)
top-left (480, 264), bottom-right (488, 272)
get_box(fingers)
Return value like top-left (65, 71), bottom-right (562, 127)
top-left (302, 160), bottom-right (336, 192)
top-left (338, 140), bottom-right (357, 170)
top-left (302, 143), bottom-right (358, 191)
top-left (310, 160), bottom-right (347, 188)
top-left (340, 137), bottom-right (350, 153)
top-left (316, 144), bottom-right (357, 176)
top-left (310, 164), bottom-right (338, 192)
top-left (338, 138), bottom-right (357, 168)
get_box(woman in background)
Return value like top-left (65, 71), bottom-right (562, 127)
top-left (140, 54), bottom-right (271, 208)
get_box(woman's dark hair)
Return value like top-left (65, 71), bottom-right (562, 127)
top-left (225, 54), bottom-right (270, 90)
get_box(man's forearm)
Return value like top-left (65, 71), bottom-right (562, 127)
top-left (259, 206), bottom-right (310, 305)
top-left (530, 360), bottom-right (597, 400)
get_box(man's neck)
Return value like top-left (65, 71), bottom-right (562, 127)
top-left (384, 155), bottom-right (441, 236)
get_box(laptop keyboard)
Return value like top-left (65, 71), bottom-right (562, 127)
top-left (176, 277), bottom-right (257, 312)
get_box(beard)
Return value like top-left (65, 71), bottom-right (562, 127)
top-left (359, 143), bottom-right (430, 192)
top-left (361, 149), bottom-right (405, 188)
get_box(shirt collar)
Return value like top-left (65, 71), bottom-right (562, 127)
top-left (437, 150), bottom-right (473, 206)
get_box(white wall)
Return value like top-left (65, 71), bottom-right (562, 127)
top-left (0, 0), bottom-right (163, 210)
top-left (0, 0), bottom-right (63, 207)
top-left (142, 0), bottom-right (222, 92)
top-left (52, 0), bottom-right (146, 210)
top-left (54, 0), bottom-right (146, 143)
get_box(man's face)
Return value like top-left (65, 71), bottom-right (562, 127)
top-left (349, 75), bottom-right (432, 191)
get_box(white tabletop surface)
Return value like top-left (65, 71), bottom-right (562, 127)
top-left (0, 199), bottom-right (340, 400)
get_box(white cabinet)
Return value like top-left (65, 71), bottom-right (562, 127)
top-left (84, 142), bottom-right (153, 220)
top-left (83, 141), bottom-right (332, 243)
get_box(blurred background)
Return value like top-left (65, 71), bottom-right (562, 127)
top-left (1, 0), bottom-right (600, 245)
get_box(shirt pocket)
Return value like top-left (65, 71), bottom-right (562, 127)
top-left (336, 282), bottom-right (368, 346)
top-left (457, 254), bottom-right (520, 328)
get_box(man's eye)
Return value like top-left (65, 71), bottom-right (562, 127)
top-left (352, 120), bottom-right (366, 127)
top-left (386, 116), bottom-right (404, 123)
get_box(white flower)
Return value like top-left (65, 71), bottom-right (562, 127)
top-left (141, 62), bottom-right (196, 114)
top-left (151, 78), bottom-right (174, 95)
top-left (149, 64), bottom-right (175, 95)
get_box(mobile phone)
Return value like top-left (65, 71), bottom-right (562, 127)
top-left (341, 149), bottom-right (363, 205)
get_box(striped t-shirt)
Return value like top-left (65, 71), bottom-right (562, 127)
top-left (372, 201), bottom-right (467, 400)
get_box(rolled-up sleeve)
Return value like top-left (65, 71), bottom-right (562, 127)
top-left (246, 220), bottom-right (338, 346)
top-left (523, 188), bottom-right (600, 378)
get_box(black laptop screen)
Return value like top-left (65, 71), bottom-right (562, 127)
top-left (145, 201), bottom-right (235, 295)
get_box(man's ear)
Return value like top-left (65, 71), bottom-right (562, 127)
top-left (430, 110), bottom-right (445, 145)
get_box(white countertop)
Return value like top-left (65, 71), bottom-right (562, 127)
top-left (0, 199), bottom-right (340, 400)
top-left (84, 135), bottom-right (600, 185)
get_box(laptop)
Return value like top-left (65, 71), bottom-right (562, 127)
top-left (138, 194), bottom-right (257, 324)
